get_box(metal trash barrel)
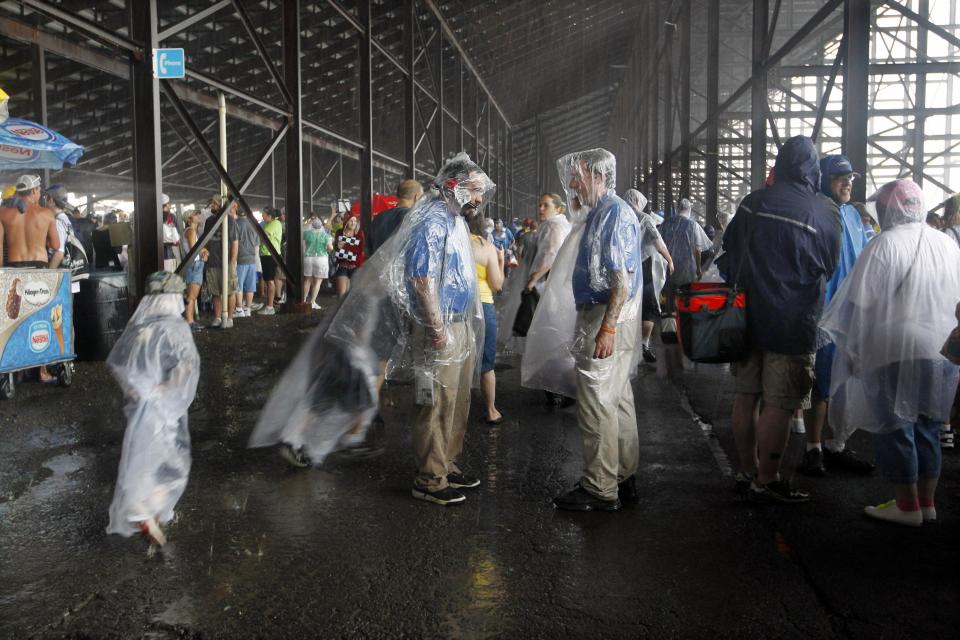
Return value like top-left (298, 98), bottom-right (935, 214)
top-left (74, 271), bottom-right (130, 361)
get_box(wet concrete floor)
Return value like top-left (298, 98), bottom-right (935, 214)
top-left (1, 301), bottom-right (957, 639)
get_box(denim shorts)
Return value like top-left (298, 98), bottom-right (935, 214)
top-left (236, 263), bottom-right (257, 293)
top-left (184, 258), bottom-right (204, 286)
top-left (872, 415), bottom-right (942, 484)
top-left (481, 302), bottom-right (497, 374)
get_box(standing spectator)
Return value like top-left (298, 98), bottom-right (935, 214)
top-left (720, 135), bottom-right (840, 503)
top-left (334, 214), bottom-right (364, 298)
top-left (658, 198), bottom-right (712, 311)
top-left (161, 194), bottom-right (180, 271)
top-left (799, 155), bottom-right (874, 477)
top-left (515, 217), bottom-right (539, 262)
top-left (234, 207), bottom-right (260, 318)
top-left (203, 199), bottom-right (239, 328)
top-left (69, 203), bottom-right (97, 265)
top-left (180, 209), bottom-right (207, 330)
top-left (468, 211), bottom-right (505, 424)
top-left (257, 206), bottom-right (283, 316)
top-left (491, 218), bottom-right (513, 253)
top-left (821, 179), bottom-right (960, 526)
top-left (549, 149), bottom-right (643, 513)
top-left (368, 179), bottom-right (423, 255)
top-left (303, 213), bottom-right (333, 309)
top-left (0, 174), bottom-right (59, 269)
top-left (940, 193), bottom-right (960, 449)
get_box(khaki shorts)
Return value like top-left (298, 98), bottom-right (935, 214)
top-left (206, 263), bottom-right (238, 296)
top-left (733, 349), bottom-right (814, 411)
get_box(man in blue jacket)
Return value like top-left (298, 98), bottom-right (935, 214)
top-left (799, 155), bottom-right (875, 477)
top-left (721, 136), bottom-right (840, 503)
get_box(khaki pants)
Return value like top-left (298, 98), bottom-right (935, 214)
top-left (572, 305), bottom-right (640, 500)
top-left (412, 321), bottom-right (475, 491)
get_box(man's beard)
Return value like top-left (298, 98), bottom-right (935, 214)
top-left (460, 201), bottom-right (480, 218)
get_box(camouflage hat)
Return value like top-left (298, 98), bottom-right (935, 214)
top-left (144, 271), bottom-right (186, 296)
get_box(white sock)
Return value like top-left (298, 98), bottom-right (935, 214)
top-left (824, 439), bottom-right (844, 453)
top-left (642, 336), bottom-right (651, 348)
top-left (806, 442), bottom-right (821, 452)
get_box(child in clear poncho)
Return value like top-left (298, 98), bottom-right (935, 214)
top-left (820, 179), bottom-right (960, 527)
top-left (106, 272), bottom-right (200, 546)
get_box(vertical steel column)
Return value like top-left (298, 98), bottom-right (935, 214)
top-left (485, 96), bottom-right (491, 175)
top-left (30, 44), bottom-right (49, 186)
top-left (912, 0), bottom-right (928, 186)
top-left (436, 29), bottom-right (444, 169)
top-left (751, 0), bottom-right (769, 190)
top-left (358, 0), bottom-right (374, 235)
top-left (649, 0), bottom-right (660, 209)
top-left (283, 0), bottom-right (304, 304)
top-left (843, 0), bottom-right (870, 203)
top-left (457, 55), bottom-right (464, 151)
top-left (308, 144), bottom-right (314, 211)
top-left (705, 0), bottom-right (720, 227)
top-left (663, 22), bottom-right (674, 212)
top-left (129, 0), bottom-right (163, 298)
top-left (535, 117), bottom-right (542, 195)
top-left (270, 153), bottom-right (276, 207)
top-left (679, 0), bottom-right (691, 199)
top-left (404, 0), bottom-right (416, 178)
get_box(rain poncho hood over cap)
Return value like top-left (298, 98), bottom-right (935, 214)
top-left (659, 199), bottom-right (711, 286)
top-left (105, 272), bottom-right (198, 537)
top-left (249, 153), bottom-right (491, 464)
top-left (820, 179), bottom-right (960, 438)
top-left (522, 149), bottom-right (643, 398)
top-left (623, 189), bottom-right (647, 214)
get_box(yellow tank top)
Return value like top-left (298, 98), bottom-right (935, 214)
top-left (471, 235), bottom-right (495, 304)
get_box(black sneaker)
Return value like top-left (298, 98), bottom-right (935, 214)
top-left (798, 448), bottom-right (826, 477)
top-left (279, 443), bottom-right (310, 468)
top-left (553, 484), bottom-right (621, 512)
top-left (823, 448), bottom-right (875, 475)
top-left (642, 346), bottom-right (657, 363)
top-left (412, 486), bottom-right (466, 505)
top-left (340, 442), bottom-right (385, 459)
top-left (545, 392), bottom-right (576, 409)
top-left (447, 472), bottom-right (480, 489)
top-left (748, 479), bottom-right (810, 504)
top-left (618, 476), bottom-right (639, 503)
top-left (734, 471), bottom-right (754, 494)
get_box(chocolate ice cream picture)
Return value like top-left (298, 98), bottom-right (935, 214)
top-left (5, 278), bottom-right (22, 320)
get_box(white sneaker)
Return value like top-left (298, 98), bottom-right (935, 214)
top-left (311, 302), bottom-right (322, 310)
top-left (250, 302), bottom-right (265, 312)
top-left (864, 500), bottom-right (923, 527)
top-left (922, 506), bottom-right (937, 523)
top-left (257, 306), bottom-right (276, 316)
top-left (210, 318), bottom-right (222, 328)
top-left (222, 318), bottom-right (234, 329)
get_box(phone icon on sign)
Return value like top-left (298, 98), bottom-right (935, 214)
top-left (158, 51), bottom-right (170, 76)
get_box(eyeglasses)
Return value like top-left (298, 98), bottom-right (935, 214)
top-left (834, 175), bottom-right (856, 185)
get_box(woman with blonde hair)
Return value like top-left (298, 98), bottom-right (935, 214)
top-left (469, 211), bottom-right (505, 423)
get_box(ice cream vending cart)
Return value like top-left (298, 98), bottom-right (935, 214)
top-left (0, 268), bottom-right (75, 399)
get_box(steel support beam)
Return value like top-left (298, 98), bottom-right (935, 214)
top-left (911, 0), bottom-right (928, 186)
top-left (663, 20), bottom-right (674, 212)
top-left (843, 0), bottom-right (870, 202)
top-left (437, 31), bottom-right (444, 169)
top-left (404, 0), bottom-right (416, 178)
top-left (679, 0), bottom-right (691, 199)
top-left (649, 0), bottom-right (660, 209)
top-left (811, 38), bottom-right (845, 142)
top-left (359, 0), bottom-right (374, 235)
top-left (705, 0), bottom-right (719, 227)
top-left (30, 43), bottom-right (49, 186)
top-left (283, 0), bottom-right (304, 303)
top-left (129, 0), bottom-right (163, 298)
top-left (751, 0), bottom-right (769, 190)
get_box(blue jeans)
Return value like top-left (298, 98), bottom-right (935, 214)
top-left (184, 258), bottom-right (204, 286)
top-left (481, 302), bottom-right (496, 373)
top-left (872, 415), bottom-right (942, 484)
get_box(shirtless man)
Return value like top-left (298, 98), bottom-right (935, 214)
top-left (0, 174), bottom-right (59, 268)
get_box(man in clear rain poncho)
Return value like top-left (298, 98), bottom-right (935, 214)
top-left (522, 149), bottom-right (643, 512)
top-left (820, 179), bottom-right (960, 526)
top-left (623, 188), bottom-right (673, 364)
top-left (106, 271), bottom-right (200, 546)
top-left (658, 197), bottom-right (712, 311)
top-left (249, 153), bottom-right (493, 507)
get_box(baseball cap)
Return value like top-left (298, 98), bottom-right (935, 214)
top-left (45, 184), bottom-right (72, 209)
top-left (162, 193), bottom-right (170, 206)
top-left (2, 185), bottom-right (15, 199)
top-left (825, 155), bottom-right (860, 179)
top-left (16, 174), bottom-right (41, 192)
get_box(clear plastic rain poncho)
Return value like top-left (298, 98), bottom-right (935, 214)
top-left (249, 153), bottom-right (493, 463)
top-left (820, 179), bottom-right (960, 439)
top-left (521, 149), bottom-right (642, 399)
top-left (496, 201), bottom-right (572, 351)
top-left (624, 188), bottom-right (668, 306)
top-left (658, 198), bottom-right (712, 285)
top-left (106, 273), bottom-right (199, 538)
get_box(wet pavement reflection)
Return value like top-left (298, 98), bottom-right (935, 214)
top-left (0, 312), bottom-right (956, 638)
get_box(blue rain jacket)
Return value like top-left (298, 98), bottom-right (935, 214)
top-left (818, 156), bottom-right (871, 303)
top-left (720, 136), bottom-right (840, 355)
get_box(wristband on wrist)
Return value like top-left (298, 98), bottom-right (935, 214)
top-left (599, 325), bottom-right (616, 335)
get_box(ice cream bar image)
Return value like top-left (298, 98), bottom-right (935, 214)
top-left (6, 278), bottom-right (21, 320)
top-left (51, 304), bottom-right (64, 354)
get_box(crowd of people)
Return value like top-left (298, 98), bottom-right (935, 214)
top-left (10, 137), bottom-right (957, 545)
